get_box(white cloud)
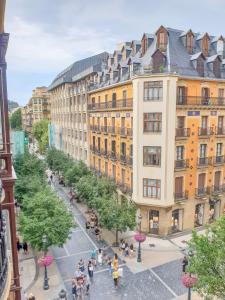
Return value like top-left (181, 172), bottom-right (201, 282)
top-left (6, 16), bottom-right (120, 75)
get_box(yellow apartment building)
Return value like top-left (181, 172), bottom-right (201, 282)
top-left (87, 26), bottom-right (225, 236)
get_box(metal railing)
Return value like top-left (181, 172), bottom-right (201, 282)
top-left (175, 159), bottom-right (189, 169)
top-left (198, 127), bottom-right (213, 137)
top-left (101, 126), bottom-right (108, 134)
top-left (177, 96), bottom-right (225, 106)
top-left (197, 157), bottom-right (212, 167)
top-left (88, 98), bottom-right (133, 111)
top-left (195, 187), bottom-right (208, 197)
top-left (175, 128), bottom-right (190, 139)
top-left (215, 127), bottom-right (225, 135)
top-left (210, 185), bottom-right (223, 194)
top-left (174, 191), bottom-right (188, 201)
top-left (213, 155), bottom-right (225, 165)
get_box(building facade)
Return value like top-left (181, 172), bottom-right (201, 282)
top-left (48, 53), bottom-right (108, 164)
top-left (0, 0), bottom-right (21, 299)
top-left (21, 86), bottom-right (50, 133)
top-left (88, 26), bottom-right (225, 236)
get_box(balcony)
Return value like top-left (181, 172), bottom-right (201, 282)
top-left (127, 157), bottom-right (133, 166)
top-left (215, 126), bottom-right (225, 136)
top-left (213, 155), bottom-right (225, 165)
top-left (110, 152), bottom-right (117, 161)
top-left (88, 98), bottom-right (133, 111)
top-left (101, 126), bottom-right (108, 134)
top-left (109, 126), bottom-right (116, 135)
top-left (117, 127), bottom-right (133, 138)
top-left (174, 159), bottom-right (189, 170)
top-left (210, 185), bottom-right (223, 195)
top-left (120, 154), bottom-right (127, 164)
top-left (174, 191), bottom-right (188, 202)
top-left (197, 157), bottom-right (212, 168)
top-left (198, 127), bottom-right (213, 137)
top-left (176, 96), bottom-right (225, 106)
top-left (195, 187), bottom-right (208, 198)
top-left (175, 128), bottom-right (190, 139)
top-left (102, 150), bottom-right (109, 158)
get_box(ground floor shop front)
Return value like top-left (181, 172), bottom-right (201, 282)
top-left (138, 196), bottom-right (225, 236)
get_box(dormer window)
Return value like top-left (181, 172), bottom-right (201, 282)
top-left (152, 49), bottom-right (166, 73)
top-left (217, 36), bottom-right (224, 57)
top-left (201, 33), bottom-right (210, 57)
top-left (190, 52), bottom-right (205, 77)
top-left (141, 35), bottom-right (147, 56)
top-left (156, 25), bottom-right (168, 52)
top-left (186, 31), bottom-right (194, 54)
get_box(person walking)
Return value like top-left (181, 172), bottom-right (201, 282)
top-left (84, 275), bottom-right (90, 295)
top-left (107, 257), bottom-right (113, 276)
top-left (113, 253), bottom-right (118, 271)
top-left (78, 258), bottom-right (85, 273)
top-left (74, 266), bottom-right (82, 279)
top-left (95, 226), bottom-right (100, 241)
top-left (113, 268), bottom-right (119, 288)
top-left (16, 237), bottom-right (21, 252)
top-left (76, 282), bottom-right (85, 300)
top-left (91, 249), bottom-right (97, 267)
top-left (124, 243), bottom-right (129, 257)
top-left (97, 248), bottom-right (103, 266)
top-left (87, 260), bottom-right (94, 281)
top-left (121, 240), bottom-right (126, 255)
top-left (72, 278), bottom-right (77, 299)
top-left (182, 256), bottom-right (188, 273)
top-left (129, 243), bottom-right (134, 257)
top-left (23, 241), bottom-right (28, 254)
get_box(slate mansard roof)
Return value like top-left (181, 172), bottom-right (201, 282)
top-left (49, 26), bottom-right (225, 92)
top-left (48, 52), bottom-right (108, 90)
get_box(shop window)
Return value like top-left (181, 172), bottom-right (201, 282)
top-left (149, 210), bottom-right (159, 234)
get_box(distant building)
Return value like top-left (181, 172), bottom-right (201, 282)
top-left (21, 86), bottom-right (50, 133)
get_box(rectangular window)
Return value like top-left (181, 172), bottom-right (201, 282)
top-left (218, 116), bottom-right (224, 128)
top-left (200, 144), bottom-right (207, 158)
top-left (176, 146), bottom-right (184, 160)
top-left (111, 140), bottom-right (116, 153)
top-left (143, 113), bottom-right (162, 132)
top-left (105, 162), bottom-right (108, 175)
top-left (177, 116), bottom-right (185, 128)
top-left (201, 116), bottom-right (208, 128)
top-left (143, 146), bottom-right (161, 166)
top-left (216, 143), bottom-right (222, 156)
top-left (218, 88), bottom-right (224, 99)
top-left (121, 169), bottom-right (125, 184)
top-left (121, 142), bottom-right (126, 156)
top-left (177, 87), bottom-right (187, 104)
top-left (144, 81), bottom-right (163, 101)
top-left (143, 178), bottom-right (161, 198)
top-left (98, 137), bottom-right (101, 151)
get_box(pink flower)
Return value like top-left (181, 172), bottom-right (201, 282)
top-left (38, 255), bottom-right (53, 267)
top-left (134, 233), bottom-right (146, 243)
top-left (182, 273), bottom-right (198, 288)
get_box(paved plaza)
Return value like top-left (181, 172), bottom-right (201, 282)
top-left (51, 183), bottom-right (187, 300)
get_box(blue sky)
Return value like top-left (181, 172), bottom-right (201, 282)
top-left (5, 0), bottom-right (225, 105)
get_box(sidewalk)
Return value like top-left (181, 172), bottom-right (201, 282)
top-left (19, 248), bottom-right (66, 300)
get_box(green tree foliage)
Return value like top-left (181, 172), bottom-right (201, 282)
top-left (46, 148), bottom-right (137, 237)
top-left (188, 216), bottom-right (225, 299)
top-left (10, 108), bottom-right (22, 130)
top-left (65, 161), bottom-right (90, 186)
top-left (18, 188), bottom-right (74, 251)
top-left (14, 152), bottom-right (45, 178)
top-left (32, 120), bottom-right (49, 153)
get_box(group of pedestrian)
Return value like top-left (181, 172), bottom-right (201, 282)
top-left (17, 237), bottom-right (28, 254)
top-left (119, 239), bottom-right (134, 257)
top-left (85, 212), bottom-right (102, 242)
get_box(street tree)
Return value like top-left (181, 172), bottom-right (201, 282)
top-left (18, 188), bottom-right (75, 251)
top-left (188, 216), bottom-right (225, 299)
top-left (99, 197), bottom-right (136, 244)
top-left (65, 161), bottom-right (90, 186)
top-left (32, 119), bottom-right (49, 153)
top-left (10, 108), bottom-right (22, 130)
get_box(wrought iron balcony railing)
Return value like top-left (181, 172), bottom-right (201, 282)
top-left (213, 155), bottom-right (225, 165)
top-left (195, 187), bottom-right (209, 197)
top-left (174, 191), bottom-right (188, 201)
top-left (175, 159), bottom-right (189, 170)
top-left (176, 96), bottom-right (225, 106)
top-left (197, 157), bottom-right (212, 167)
top-left (210, 185), bottom-right (223, 194)
top-left (88, 98), bottom-right (133, 111)
top-left (215, 126), bottom-right (225, 136)
top-left (175, 128), bottom-right (190, 139)
top-left (198, 127), bottom-right (213, 137)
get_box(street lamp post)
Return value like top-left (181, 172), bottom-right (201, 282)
top-left (134, 214), bottom-right (146, 263)
top-left (182, 249), bottom-right (197, 300)
top-left (187, 250), bottom-right (194, 300)
top-left (42, 234), bottom-right (49, 290)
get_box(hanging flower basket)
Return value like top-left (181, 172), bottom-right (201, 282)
top-left (134, 232), bottom-right (146, 243)
top-left (182, 273), bottom-right (198, 288)
top-left (38, 255), bottom-right (53, 267)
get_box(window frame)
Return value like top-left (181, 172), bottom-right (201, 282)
top-left (143, 178), bottom-right (161, 198)
top-left (143, 146), bottom-right (161, 166)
